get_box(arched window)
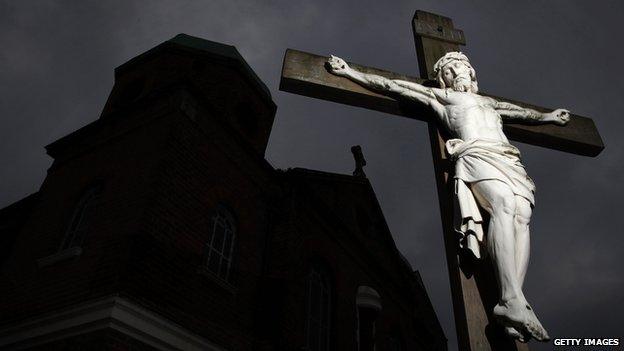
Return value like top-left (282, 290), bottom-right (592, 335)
top-left (60, 185), bottom-right (102, 251)
top-left (306, 264), bottom-right (332, 351)
top-left (204, 205), bottom-right (236, 281)
top-left (356, 286), bottom-right (382, 351)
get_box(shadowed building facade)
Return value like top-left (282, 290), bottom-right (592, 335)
top-left (0, 34), bottom-right (446, 351)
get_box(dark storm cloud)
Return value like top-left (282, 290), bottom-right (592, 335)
top-left (1, 1), bottom-right (622, 350)
top-left (0, 1), bottom-right (140, 203)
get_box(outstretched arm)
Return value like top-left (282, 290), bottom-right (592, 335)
top-left (326, 55), bottom-right (438, 107)
top-left (492, 99), bottom-right (570, 126)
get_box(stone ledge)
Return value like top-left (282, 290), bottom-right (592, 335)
top-left (0, 295), bottom-right (225, 351)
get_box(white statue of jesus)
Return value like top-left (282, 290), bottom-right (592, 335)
top-left (327, 52), bottom-right (570, 342)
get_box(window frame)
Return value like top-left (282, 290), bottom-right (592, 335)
top-left (59, 184), bottom-right (103, 252)
top-left (305, 263), bottom-right (332, 351)
top-left (202, 204), bottom-right (237, 283)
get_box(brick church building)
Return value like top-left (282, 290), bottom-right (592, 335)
top-left (0, 34), bottom-right (447, 351)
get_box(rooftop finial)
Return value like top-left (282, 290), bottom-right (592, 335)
top-left (350, 145), bottom-right (367, 178)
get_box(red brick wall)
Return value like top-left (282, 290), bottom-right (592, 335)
top-left (0, 98), bottom-right (174, 325)
top-left (119, 107), bottom-right (276, 349)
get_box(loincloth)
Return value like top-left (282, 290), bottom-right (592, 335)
top-left (446, 138), bottom-right (536, 259)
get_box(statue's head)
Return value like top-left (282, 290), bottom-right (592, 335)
top-left (433, 52), bottom-right (478, 93)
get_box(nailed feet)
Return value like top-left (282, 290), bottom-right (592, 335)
top-left (494, 298), bottom-right (550, 342)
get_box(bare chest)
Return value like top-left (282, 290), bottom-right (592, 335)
top-left (443, 97), bottom-right (504, 139)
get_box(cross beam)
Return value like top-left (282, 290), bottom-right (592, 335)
top-left (280, 50), bottom-right (604, 157)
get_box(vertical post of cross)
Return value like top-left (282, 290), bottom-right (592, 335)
top-left (411, 10), bottom-right (530, 351)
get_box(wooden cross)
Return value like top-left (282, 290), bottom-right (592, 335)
top-left (279, 10), bottom-right (603, 351)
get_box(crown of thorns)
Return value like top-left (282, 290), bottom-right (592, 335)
top-left (432, 52), bottom-right (472, 76)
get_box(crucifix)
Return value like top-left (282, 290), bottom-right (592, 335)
top-left (280, 10), bottom-right (603, 351)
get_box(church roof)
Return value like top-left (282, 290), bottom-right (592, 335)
top-left (283, 167), bottom-right (413, 274)
top-left (115, 33), bottom-right (273, 107)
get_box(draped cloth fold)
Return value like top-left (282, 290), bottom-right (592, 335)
top-left (445, 138), bottom-right (536, 259)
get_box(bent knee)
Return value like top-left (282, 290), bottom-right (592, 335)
top-left (515, 200), bottom-right (532, 225)
top-left (515, 213), bottom-right (531, 226)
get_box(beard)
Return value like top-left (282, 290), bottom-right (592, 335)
top-left (451, 77), bottom-right (474, 93)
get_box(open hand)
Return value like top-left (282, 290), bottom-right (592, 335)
top-left (549, 108), bottom-right (570, 126)
top-left (326, 55), bottom-right (351, 77)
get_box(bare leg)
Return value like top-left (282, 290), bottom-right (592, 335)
top-left (471, 180), bottom-right (522, 303)
top-left (513, 195), bottom-right (550, 341)
top-left (503, 196), bottom-right (533, 342)
top-left (514, 196), bottom-right (531, 287)
top-left (471, 181), bottom-right (549, 341)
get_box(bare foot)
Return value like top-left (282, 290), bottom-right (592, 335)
top-left (524, 304), bottom-right (550, 341)
top-left (494, 298), bottom-right (550, 342)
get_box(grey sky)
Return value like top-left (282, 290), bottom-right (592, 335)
top-left (1, 1), bottom-right (622, 350)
